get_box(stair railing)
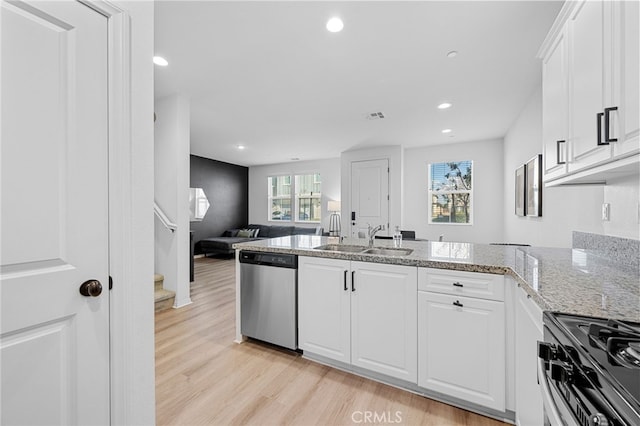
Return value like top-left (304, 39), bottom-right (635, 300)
top-left (154, 201), bottom-right (177, 232)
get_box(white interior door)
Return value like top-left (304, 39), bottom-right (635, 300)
top-left (350, 159), bottom-right (389, 238)
top-left (1, 1), bottom-right (110, 424)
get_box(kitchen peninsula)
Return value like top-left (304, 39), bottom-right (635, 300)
top-left (233, 235), bottom-right (639, 424)
top-left (234, 235), bottom-right (640, 322)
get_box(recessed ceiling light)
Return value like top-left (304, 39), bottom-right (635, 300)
top-left (446, 51), bottom-right (458, 58)
top-left (326, 17), bottom-right (344, 33)
top-left (442, 129), bottom-right (452, 134)
top-left (437, 103), bottom-right (452, 110)
top-left (237, 145), bottom-right (245, 150)
top-left (153, 56), bottom-right (169, 66)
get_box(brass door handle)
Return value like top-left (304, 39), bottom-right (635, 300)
top-left (79, 280), bottom-right (102, 297)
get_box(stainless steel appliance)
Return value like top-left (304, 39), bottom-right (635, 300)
top-left (239, 251), bottom-right (297, 350)
top-left (538, 312), bottom-right (640, 425)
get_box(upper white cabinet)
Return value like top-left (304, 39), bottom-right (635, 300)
top-left (298, 256), bottom-right (417, 382)
top-left (540, 0), bottom-right (639, 185)
top-left (542, 25), bottom-right (569, 181)
top-left (612, 0), bottom-right (640, 158)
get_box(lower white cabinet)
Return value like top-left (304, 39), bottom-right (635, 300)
top-left (298, 256), bottom-right (417, 382)
top-left (515, 285), bottom-right (544, 426)
top-left (418, 291), bottom-right (506, 411)
top-left (298, 257), bottom-right (351, 364)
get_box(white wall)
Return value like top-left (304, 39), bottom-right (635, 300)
top-left (503, 87), bottom-right (607, 248)
top-left (341, 146), bottom-right (403, 237)
top-left (248, 158), bottom-right (341, 231)
top-left (154, 94), bottom-right (192, 308)
top-left (404, 139), bottom-right (504, 243)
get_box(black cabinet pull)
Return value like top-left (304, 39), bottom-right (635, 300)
top-left (452, 282), bottom-right (463, 287)
top-left (556, 140), bottom-right (566, 165)
top-left (343, 270), bottom-right (348, 291)
top-left (604, 106), bottom-right (618, 143)
top-left (351, 271), bottom-right (356, 292)
top-left (453, 300), bottom-right (463, 307)
top-left (597, 112), bottom-right (608, 145)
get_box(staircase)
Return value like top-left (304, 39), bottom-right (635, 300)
top-left (154, 273), bottom-right (175, 312)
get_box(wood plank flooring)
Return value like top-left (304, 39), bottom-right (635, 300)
top-left (155, 256), bottom-right (507, 426)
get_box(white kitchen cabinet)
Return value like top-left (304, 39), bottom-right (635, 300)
top-left (567, 0), bottom-right (612, 172)
top-left (417, 268), bottom-right (506, 412)
top-left (539, 0), bottom-right (639, 185)
top-left (418, 292), bottom-right (506, 412)
top-left (350, 261), bottom-right (417, 382)
top-left (611, 0), bottom-right (639, 158)
top-left (542, 25), bottom-right (569, 181)
top-left (514, 284), bottom-right (544, 426)
top-left (298, 256), bottom-right (417, 382)
top-left (298, 257), bottom-right (351, 363)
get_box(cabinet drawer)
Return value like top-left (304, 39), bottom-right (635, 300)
top-left (418, 268), bottom-right (504, 301)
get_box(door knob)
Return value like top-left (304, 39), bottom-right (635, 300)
top-left (79, 280), bottom-right (102, 297)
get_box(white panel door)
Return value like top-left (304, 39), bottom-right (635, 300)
top-left (1, 1), bottom-right (110, 425)
top-left (351, 262), bottom-right (417, 382)
top-left (350, 159), bottom-right (389, 238)
top-left (298, 257), bottom-right (351, 363)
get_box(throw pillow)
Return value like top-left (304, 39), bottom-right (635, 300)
top-left (237, 229), bottom-right (253, 238)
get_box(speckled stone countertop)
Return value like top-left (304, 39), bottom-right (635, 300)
top-left (233, 236), bottom-right (640, 322)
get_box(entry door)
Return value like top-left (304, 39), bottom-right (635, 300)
top-left (1, 1), bottom-right (110, 424)
top-left (350, 159), bottom-right (389, 238)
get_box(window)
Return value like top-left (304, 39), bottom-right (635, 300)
top-left (428, 161), bottom-right (472, 224)
top-left (268, 176), bottom-right (292, 221)
top-left (268, 173), bottom-right (321, 223)
top-left (295, 174), bottom-right (321, 222)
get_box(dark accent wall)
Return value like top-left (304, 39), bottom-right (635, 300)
top-left (190, 155), bottom-right (248, 254)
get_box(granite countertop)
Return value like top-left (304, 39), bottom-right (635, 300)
top-left (233, 236), bottom-right (640, 322)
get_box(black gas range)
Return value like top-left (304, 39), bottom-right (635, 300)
top-left (538, 312), bottom-right (640, 426)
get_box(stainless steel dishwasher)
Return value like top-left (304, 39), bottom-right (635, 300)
top-left (239, 250), bottom-right (298, 350)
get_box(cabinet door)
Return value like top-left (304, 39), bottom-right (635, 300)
top-left (418, 292), bottom-right (505, 411)
top-left (542, 26), bottom-right (569, 182)
top-left (298, 257), bottom-right (351, 363)
top-left (351, 261), bottom-right (417, 382)
top-left (568, 0), bottom-right (613, 172)
top-left (515, 286), bottom-right (543, 426)
top-left (612, 0), bottom-right (639, 158)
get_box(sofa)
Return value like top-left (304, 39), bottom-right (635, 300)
top-left (197, 224), bottom-right (323, 256)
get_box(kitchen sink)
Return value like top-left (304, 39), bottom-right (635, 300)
top-left (361, 248), bottom-right (414, 256)
top-left (313, 244), bottom-right (368, 253)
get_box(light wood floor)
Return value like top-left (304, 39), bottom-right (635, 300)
top-left (155, 257), bottom-right (507, 426)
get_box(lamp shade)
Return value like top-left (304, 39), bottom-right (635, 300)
top-left (327, 200), bottom-right (341, 212)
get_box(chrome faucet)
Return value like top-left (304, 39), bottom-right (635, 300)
top-left (367, 223), bottom-right (385, 247)
top-left (438, 234), bottom-right (444, 242)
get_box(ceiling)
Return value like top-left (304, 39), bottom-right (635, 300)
top-left (154, 1), bottom-right (563, 167)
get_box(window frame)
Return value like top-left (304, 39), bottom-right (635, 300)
top-left (427, 161), bottom-right (474, 225)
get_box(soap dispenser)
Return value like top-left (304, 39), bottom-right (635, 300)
top-left (393, 226), bottom-right (402, 247)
